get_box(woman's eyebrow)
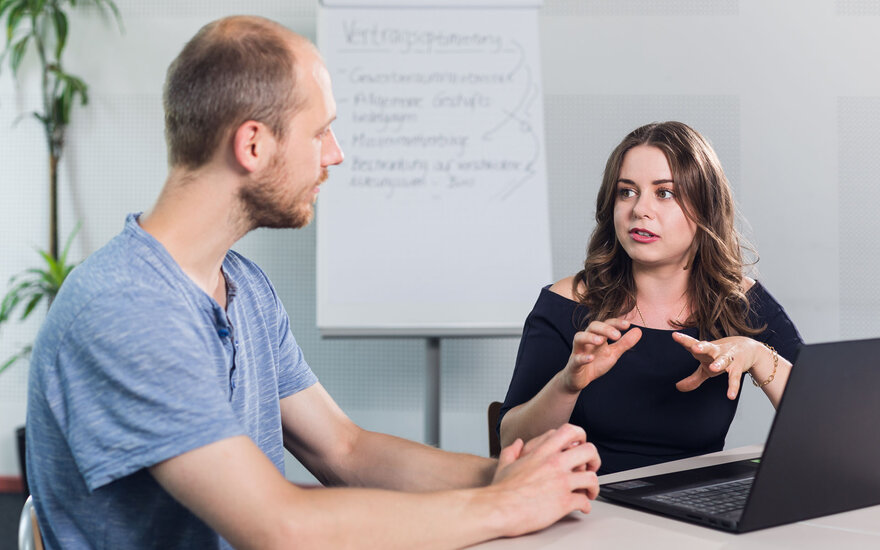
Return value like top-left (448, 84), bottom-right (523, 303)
top-left (616, 178), bottom-right (675, 185)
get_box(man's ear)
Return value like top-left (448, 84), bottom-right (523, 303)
top-left (232, 120), bottom-right (275, 173)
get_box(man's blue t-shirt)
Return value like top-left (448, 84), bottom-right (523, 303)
top-left (26, 214), bottom-right (318, 549)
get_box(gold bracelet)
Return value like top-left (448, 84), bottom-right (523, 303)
top-left (750, 343), bottom-right (778, 388)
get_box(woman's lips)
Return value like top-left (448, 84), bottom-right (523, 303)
top-left (630, 228), bottom-right (659, 243)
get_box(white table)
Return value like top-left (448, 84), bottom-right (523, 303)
top-left (472, 445), bottom-right (880, 549)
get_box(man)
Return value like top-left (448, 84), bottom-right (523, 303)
top-left (26, 16), bottom-right (600, 549)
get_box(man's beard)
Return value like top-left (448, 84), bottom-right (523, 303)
top-left (238, 153), bottom-right (329, 231)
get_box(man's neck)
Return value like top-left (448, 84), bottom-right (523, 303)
top-left (139, 165), bottom-right (248, 301)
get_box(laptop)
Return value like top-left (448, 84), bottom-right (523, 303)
top-left (599, 337), bottom-right (880, 533)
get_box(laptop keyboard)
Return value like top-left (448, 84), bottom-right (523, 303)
top-left (644, 477), bottom-right (753, 515)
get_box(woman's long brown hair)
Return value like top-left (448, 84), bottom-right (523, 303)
top-left (574, 121), bottom-right (761, 340)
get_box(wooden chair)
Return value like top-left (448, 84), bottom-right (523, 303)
top-left (487, 401), bottom-right (503, 458)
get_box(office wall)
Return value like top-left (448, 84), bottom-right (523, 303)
top-left (2, 0), bottom-right (879, 482)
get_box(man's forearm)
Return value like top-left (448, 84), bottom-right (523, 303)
top-left (331, 428), bottom-right (498, 491)
top-left (153, 428), bottom-right (599, 550)
top-left (283, 426), bottom-right (600, 549)
top-left (153, 436), bottom-right (506, 550)
top-left (279, 484), bottom-right (508, 550)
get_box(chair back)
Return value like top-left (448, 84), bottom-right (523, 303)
top-left (487, 401), bottom-right (503, 458)
top-left (18, 495), bottom-right (44, 550)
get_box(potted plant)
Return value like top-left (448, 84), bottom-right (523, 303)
top-left (0, 0), bottom-right (122, 496)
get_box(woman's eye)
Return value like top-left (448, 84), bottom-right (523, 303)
top-left (618, 188), bottom-right (636, 198)
top-left (657, 189), bottom-right (675, 199)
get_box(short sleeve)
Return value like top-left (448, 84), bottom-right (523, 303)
top-left (275, 301), bottom-right (317, 399)
top-left (51, 289), bottom-right (245, 492)
top-left (749, 283), bottom-right (804, 364)
top-left (242, 264), bottom-right (318, 401)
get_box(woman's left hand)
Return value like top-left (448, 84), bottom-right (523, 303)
top-left (671, 333), bottom-right (762, 400)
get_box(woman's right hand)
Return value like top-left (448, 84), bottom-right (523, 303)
top-left (561, 319), bottom-right (642, 393)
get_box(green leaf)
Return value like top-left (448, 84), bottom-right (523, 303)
top-left (0, 344), bottom-right (33, 376)
top-left (23, 267), bottom-right (49, 279)
top-left (20, 266), bottom-right (46, 276)
top-left (9, 33), bottom-right (28, 73)
top-left (32, 230), bottom-right (79, 294)
top-left (36, 269), bottom-right (55, 289)
top-left (0, 292), bottom-right (21, 322)
top-left (0, 0), bottom-right (24, 22)
top-left (0, 278), bottom-right (38, 321)
top-left (92, 0), bottom-right (123, 32)
top-left (58, 222), bottom-right (80, 266)
top-left (0, 237), bottom-right (79, 327)
top-left (63, 72), bottom-right (89, 103)
top-left (53, 90), bottom-right (68, 125)
top-left (36, 247), bottom-right (60, 277)
top-left (6, 2), bottom-right (28, 44)
top-left (48, 69), bottom-right (90, 124)
top-left (55, 94), bottom-right (69, 122)
top-left (21, 292), bottom-right (44, 319)
top-left (6, 277), bottom-right (40, 297)
top-left (0, 353), bottom-right (22, 376)
top-left (51, 7), bottom-right (67, 60)
top-left (32, 111), bottom-right (47, 124)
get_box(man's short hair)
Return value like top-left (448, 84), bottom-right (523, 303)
top-left (163, 17), bottom-right (302, 168)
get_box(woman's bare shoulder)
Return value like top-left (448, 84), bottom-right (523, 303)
top-left (741, 276), bottom-right (756, 293)
top-left (548, 276), bottom-right (583, 300)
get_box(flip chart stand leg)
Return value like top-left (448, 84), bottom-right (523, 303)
top-left (425, 337), bottom-right (441, 447)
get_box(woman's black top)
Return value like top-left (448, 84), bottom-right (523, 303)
top-left (499, 281), bottom-right (803, 475)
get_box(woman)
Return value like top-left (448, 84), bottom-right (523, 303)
top-left (499, 121), bottom-right (802, 475)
